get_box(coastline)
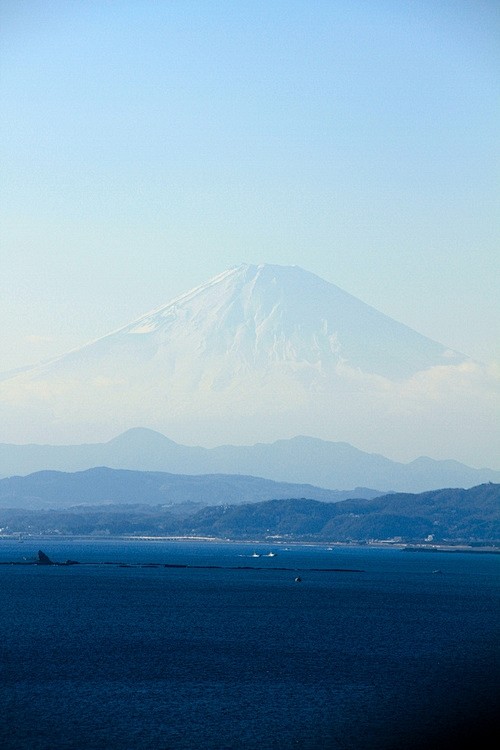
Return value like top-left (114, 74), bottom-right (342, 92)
top-left (1, 534), bottom-right (499, 553)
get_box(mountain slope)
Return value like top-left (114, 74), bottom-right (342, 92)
top-left (10, 264), bottom-right (465, 382)
top-left (0, 264), bottom-right (496, 466)
top-left (0, 466), bottom-right (379, 510)
top-left (1, 429), bottom-right (499, 493)
top-left (1, 483), bottom-right (498, 544)
top-left (180, 483), bottom-right (500, 542)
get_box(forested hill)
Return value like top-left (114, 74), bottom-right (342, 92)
top-left (179, 483), bottom-right (500, 542)
top-left (1, 483), bottom-right (498, 544)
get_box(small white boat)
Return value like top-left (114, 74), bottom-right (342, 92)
top-left (251, 552), bottom-right (261, 558)
top-left (265, 552), bottom-right (277, 557)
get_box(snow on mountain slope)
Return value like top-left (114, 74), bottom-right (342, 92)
top-left (24, 263), bottom-right (464, 382)
top-left (0, 264), bottom-right (497, 466)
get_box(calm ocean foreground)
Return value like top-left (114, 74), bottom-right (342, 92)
top-left (0, 540), bottom-right (498, 750)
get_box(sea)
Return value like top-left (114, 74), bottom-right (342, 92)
top-left (0, 539), bottom-right (498, 750)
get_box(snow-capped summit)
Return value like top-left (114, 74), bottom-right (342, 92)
top-left (1, 264), bottom-right (493, 466)
top-left (31, 263), bottom-right (463, 382)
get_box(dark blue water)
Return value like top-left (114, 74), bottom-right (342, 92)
top-left (0, 540), bottom-right (498, 749)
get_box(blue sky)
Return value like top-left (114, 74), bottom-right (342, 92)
top-left (1, 0), bottom-right (499, 371)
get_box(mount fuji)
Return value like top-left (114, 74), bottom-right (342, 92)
top-left (0, 264), bottom-right (497, 467)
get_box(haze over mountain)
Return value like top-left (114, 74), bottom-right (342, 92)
top-left (1, 264), bottom-right (498, 468)
top-left (1, 428), bottom-right (499, 494)
top-left (0, 466), bottom-right (380, 511)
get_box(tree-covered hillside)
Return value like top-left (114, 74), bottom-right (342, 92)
top-left (1, 483), bottom-right (498, 544)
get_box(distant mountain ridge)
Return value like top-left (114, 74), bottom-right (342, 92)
top-left (0, 466), bottom-right (378, 510)
top-left (1, 428), bottom-right (498, 493)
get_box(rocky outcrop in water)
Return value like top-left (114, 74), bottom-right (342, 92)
top-left (36, 550), bottom-right (53, 565)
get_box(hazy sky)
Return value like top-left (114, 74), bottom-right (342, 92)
top-left (1, 0), bottom-right (499, 373)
